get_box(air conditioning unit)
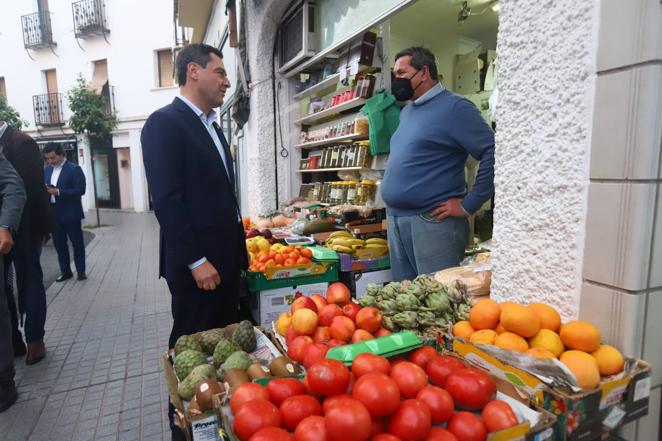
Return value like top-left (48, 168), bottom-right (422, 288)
top-left (278, 0), bottom-right (317, 74)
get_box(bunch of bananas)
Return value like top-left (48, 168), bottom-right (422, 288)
top-left (324, 231), bottom-right (388, 255)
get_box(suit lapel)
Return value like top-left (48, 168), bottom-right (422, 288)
top-left (172, 99), bottom-right (227, 172)
top-left (213, 122), bottom-right (235, 189)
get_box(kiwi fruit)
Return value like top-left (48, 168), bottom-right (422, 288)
top-left (269, 356), bottom-right (303, 377)
top-left (222, 368), bottom-right (250, 388)
top-left (195, 379), bottom-right (225, 412)
top-left (187, 397), bottom-right (202, 415)
top-left (247, 363), bottom-right (272, 381)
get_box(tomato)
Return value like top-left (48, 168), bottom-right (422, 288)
top-left (352, 353), bottom-right (391, 377)
top-left (301, 248), bottom-right (313, 258)
top-left (342, 303), bottom-right (361, 321)
top-left (284, 258), bottom-right (297, 266)
top-left (307, 359), bottom-right (351, 397)
top-left (297, 257), bottom-right (312, 265)
top-left (425, 427), bottom-right (459, 441)
top-left (324, 397), bottom-right (373, 441)
top-left (230, 383), bottom-right (270, 414)
top-left (233, 399), bottom-right (281, 441)
top-left (389, 361), bottom-right (428, 399)
top-left (289, 251), bottom-right (301, 261)
top-left (415, 386), bottom-right (454, 424)
top-left (372, 435), bottom-right (402, 441)
top-left (268, 251), bottom-right (277, 259)
top-left (275, 254), bottom-right (285, 264)
top-left (280, 395), bottom-right (323, 431)
top-left (409, 346), bottom-right (438, 370)
top-left (426, 356), bottom-right (465, 388)
top-left (282, 246), bottom-right (294, 254)
top-left (371, 418), bottom-right (385, 436)
top-left (481, 400), bottom-right (519, 433)
top-left (447, 411), bottom-right (487, 441)
top-left (387, 399), bottom-right (432, 441)
top-left (294, 415), bottom-right (327, 441)
top-left (303, 343), bottom-right (329, 369)
top-left (249, 427), bottom-right (293, 441)
top-left (322, 394), bottom-right (353, 413)
top-left (352, 373), bottom-right (401, 417)
top-left (445, 368), bottom-right (496, 411)
top-left (266, 378), bottom-right (307, 407)
top-left (355, 307), bottom-right (383, 333)
top-left (258, 254), bottom-right (270, 264)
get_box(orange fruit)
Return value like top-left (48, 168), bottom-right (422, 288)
top-left (470, 329), bottom-right (498, 345)
top-left (494, 332), bottom-right (529, 352)
top-left (591, 345), bottom-right (624, 376)
top-left (528, 329), bottom-right (565, 358)
top-left (526, 348), bottom-right (556, 359)
top-left (469, 299), bottom-right (501, 330)
top-left (560, 350), bottom-right (601, 389)
top-left (452, 321), bottom-right (475, 340)
top-left (498, 301), bottom-right (517, 312)
top-left (494, 323), bottom-right (507, 334)
top-left (528, 303), bottom-right (562, 332)
top-left (500, 303), bottom-right (540, 338)
top-left (559, 321), bottom-right (601, 352)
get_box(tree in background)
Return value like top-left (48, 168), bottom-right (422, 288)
top-left (0, 95), bottom-right (28, 130)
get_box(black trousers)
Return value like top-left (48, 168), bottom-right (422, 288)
top-left (52, 219), bottom-right (85, 275)
top-left (0, 257), bottom-right (14, 384)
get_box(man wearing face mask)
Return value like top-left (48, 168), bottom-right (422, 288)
top-left (380, 47), bottom-right (495, 281)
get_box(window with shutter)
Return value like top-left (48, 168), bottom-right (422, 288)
top-left (157, 49), bottom-right (174, 87)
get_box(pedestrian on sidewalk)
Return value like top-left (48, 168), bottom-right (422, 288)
top-left (0, 123), bottom-right (57, 365)
top-left (43, 143), bottom-right (87, 282)
top-left (141, 43), bottom-right (247, 441)
top-left (0, 151), bottom-right (27, 413)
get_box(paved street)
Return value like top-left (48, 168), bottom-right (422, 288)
top-left (0, 211), bottom-right (173, 441)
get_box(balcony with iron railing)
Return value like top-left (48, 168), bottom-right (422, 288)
top-left (72, 0), bottom-right (109, 38)
top-left (33, 93), bottom-right (65, 126)
top-left (21, 10), bottom-right (56, 49)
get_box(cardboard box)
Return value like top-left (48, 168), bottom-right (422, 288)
top-left (441, 335), bottom-right (652, 441)
top-left (249, 282), bottom-right (329, 327)
top-left (162, 327), bottom-right (286, 441)
top-left (340, 268), bottom-right (392, 299)
top-left (338, 252), bottom-right (390, 272)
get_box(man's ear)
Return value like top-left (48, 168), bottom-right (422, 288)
top-left (187, 62), bottom-right (199, 81)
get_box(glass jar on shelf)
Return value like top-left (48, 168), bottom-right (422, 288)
top-left (338, 182), bottom-right (349, 204)
top-left (355, 179), bottom-right (376, 205)
top-left (346, 181), bottom-right (357, 205)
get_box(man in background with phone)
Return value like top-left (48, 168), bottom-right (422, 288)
top-left (43, 143), bottom-right (87, 282)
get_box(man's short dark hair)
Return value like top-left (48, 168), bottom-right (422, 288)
top-left (394, 46), bottom-right (439, 79)
top-left (175, 43), bottom-right (224, 86)
top-left (43, 143), bottom-right (64, 156)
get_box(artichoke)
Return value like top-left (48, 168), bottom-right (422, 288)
top-left (418, 310), bottom-right (437, 325)
top-left (365, 284), bottom-right (382, 297)
top-left (393, 311), bottom-right (419, 329)
top-left (405, 284), bottom-right (424, 299)
top-left (447, 280), bottom-right (468, 303)
top-left (395, 293), bottom-right (420, 311)
top-left (381, 282), bottom-right (402, 299)
top-left (381, 316), bottom-right (399, 332)
top-left (424, 290), bottom-right (451, 314)
top-left (376, 299), bottom-right (398, 315)
top-left (359, 295), bottom-right (377, 307)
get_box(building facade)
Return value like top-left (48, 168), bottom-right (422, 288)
top-left (0, 0), bottom-right (181, 212)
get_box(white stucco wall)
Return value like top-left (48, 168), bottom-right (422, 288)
top-left (489, 0), bottom-right (598, 319)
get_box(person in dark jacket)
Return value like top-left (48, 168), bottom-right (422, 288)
top-left (43, 143), bottom-right (87, 282)
top-left (0, 150), bottom-right (26, 413)
top-left (0, 123), bottom-right (57, 364)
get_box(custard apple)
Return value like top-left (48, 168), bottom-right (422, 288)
top-left (174, 335), bottom-right (202, 356)
top-left (178, 364), bottom-right (216, 401)
top-left (199, 328), bottom-right (226, 354)
top-left (219, 351), bottom-right (252, 375)
top-left (174, 350), bottom-right (208, 381)
top-left (213, 339), bottom-right (240, 367)
top-left (232, 320), bottom-right (256, 353)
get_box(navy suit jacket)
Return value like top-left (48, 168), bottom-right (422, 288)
top-left (44, 161), bottom-right (86, 223)
top-left (141, 97), bottom-right (247, 284)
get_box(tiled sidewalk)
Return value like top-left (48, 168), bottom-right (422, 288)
top-left (0, 211), bottom-right (173, 441)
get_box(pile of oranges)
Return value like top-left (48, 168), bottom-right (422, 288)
top-left (452, 299), bottom-right (625, 389)
top-left (248, 244), bottom-right (313, 274)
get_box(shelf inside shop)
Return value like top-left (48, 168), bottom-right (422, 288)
top-left (296, 166), bottom-right (369, 174)
top-left (294, 98), bottom-right (367, 126)
top-left (293, 74), bottom-right (340, 101)
top-left (295, 133), bottom-right (369, 149)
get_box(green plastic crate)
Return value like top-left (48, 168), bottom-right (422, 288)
top-left (246, 261), bottom-right (339, 291)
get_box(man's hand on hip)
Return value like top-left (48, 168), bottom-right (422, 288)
top-left (191, 260), bottom-right (222, 291)
top-left (0, 229), bottom-right (14, 254)
top-left (429, 198), bottom-right (468, 221)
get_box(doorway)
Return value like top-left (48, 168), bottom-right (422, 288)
top-left (90, 137), bottom-right (120, 208)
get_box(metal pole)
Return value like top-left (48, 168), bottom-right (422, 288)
top-left (88, 137), bottom-right (101, 227)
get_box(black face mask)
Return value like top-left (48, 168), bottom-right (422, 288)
top-left (391, 69), bottom-right (423, 101)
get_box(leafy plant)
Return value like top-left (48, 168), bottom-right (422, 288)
top-left (0, 96), bottom-right (27, 130)
top-left (67, 74), bottom-right (116, 138)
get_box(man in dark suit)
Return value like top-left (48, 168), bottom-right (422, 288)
top-left (43, 143), bottom-right (87, 282)
top-left (141, 43), bottom-right (246, 441)
top-left (0, 123), bottom-right (57, 364)
top-left (0, 150), bottom-right (27, 413)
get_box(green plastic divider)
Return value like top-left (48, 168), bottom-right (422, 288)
top-left (325, 331), bottom-right (423, 365)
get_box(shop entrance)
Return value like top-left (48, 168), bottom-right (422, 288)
top-left (90, 137), bottom-right (121, 209)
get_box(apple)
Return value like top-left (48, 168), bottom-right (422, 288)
top-left (328, 339), bottom-right (346, 349)
top-left (303, 343), bottom-right (329, 368)
top-left (291, 308), bottom-right (319, 336)
top-left (329, 315), bottom-right (355, 342)
top-left (318, 304), bottom-right (343, 327)
top-left (291, 296), bottom-right (318, 314)
top-left (276, 311), bottom-right (292, 336)
top-left (326, 282), bottom-right (351, 305)
top-left (355, 307), bottom-right (383, 333)
top-left (351, 329), bottom-right (375, 344)
top-left (375, 328), bottom-right (392, 338)
top-left (288, 335), bottom-right (313, 362)
top-left (246, 228), bottom-right (260, 238)
top-left (342, 303), bottom-right (361, 322)
top-left (285, 325), bottom-right (298, 344)
top-left (260, 229), bottom-right (273, 239)
top-left (310, 294), bottom-right (328, 311)
top-left (312, 326), bottom-right (331, 344)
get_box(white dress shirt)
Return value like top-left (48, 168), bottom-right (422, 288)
top-left (50, 158), bottom-right (66, 203)
top-left (0, 122), bottom-right (8, 140)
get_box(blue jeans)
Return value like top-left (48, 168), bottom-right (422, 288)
top-left (387, 213), bottom-right (469, 281)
